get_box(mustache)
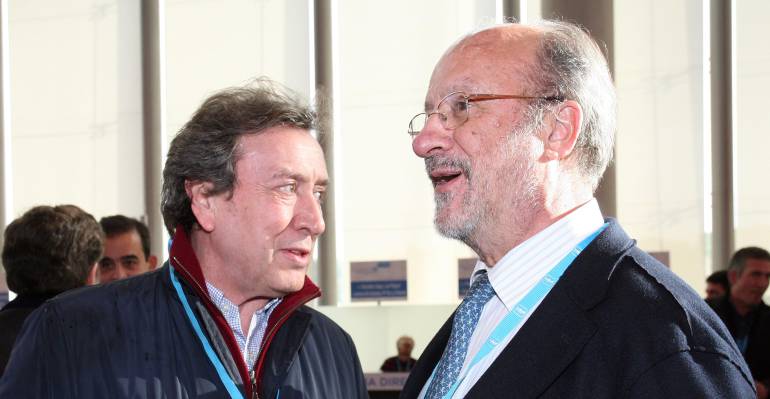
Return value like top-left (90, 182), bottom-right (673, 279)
top-left (424, 156), bottom-right (472, 180)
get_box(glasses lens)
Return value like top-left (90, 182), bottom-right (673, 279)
top-left (408, 113), bottom-right (427, 137)
top-left (437, 92), bottom-right (469, 129)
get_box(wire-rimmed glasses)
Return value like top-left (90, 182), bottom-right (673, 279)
top-left (407, 91), bottom-right (563, 138)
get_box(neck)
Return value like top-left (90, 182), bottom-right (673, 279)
top-left (237, 298), bottom-right (270, 334)
top-left (190, 228), bottom-right (274, 317)
top-left (476, 194), bottom-right (592, 267)
top-left (731, 295), bottom-right (756, 317)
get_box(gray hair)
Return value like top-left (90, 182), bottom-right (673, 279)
top-left (728, 247), bottom-right (770, 275)
top-left (528, 20), bottom-right (617, 190)
top-left (161, 78), bottom-right (317, 235)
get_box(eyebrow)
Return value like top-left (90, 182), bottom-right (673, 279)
top-left (423, 80), bottom-right (479, 111)
top-left (271, 168), bottom-right (329, 187)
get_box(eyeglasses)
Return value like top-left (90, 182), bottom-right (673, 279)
top-left (407, 91), bottom-right (563, 138)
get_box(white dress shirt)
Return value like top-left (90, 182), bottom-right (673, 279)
top-left (419, 199), bottom-right (604, 398)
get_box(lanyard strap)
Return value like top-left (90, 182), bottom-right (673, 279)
top-left (169, 265), bottom-right (244, 399)
top-left (441, 223), bottom-right (608, 399)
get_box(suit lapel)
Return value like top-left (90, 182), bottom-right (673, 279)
top-left (403, 219), bottom-right (634, 399)
top-left (464, 219), bottom-right (634, 398)
top-left (400, 314), bottom-right (454, 398)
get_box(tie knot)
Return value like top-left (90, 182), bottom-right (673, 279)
top-left (466, 271), bottom-right (495, 304)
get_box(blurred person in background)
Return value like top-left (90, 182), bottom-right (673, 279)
top-left (381, 335), bottom-right (417, 372)
top-left (708, 247), bottom-right (770, 399)
top-left (706, 269), bottom-right (729, 300)
top-left (98, 215), bottom-right (158, 283)
top-left (0, 204), bottom-right (103, 376)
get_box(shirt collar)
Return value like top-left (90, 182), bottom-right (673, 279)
top-left (471, 198), bottom-right (604, 310)
top-left (206, 282), bottom-right (282, 317)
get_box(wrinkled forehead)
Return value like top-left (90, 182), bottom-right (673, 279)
top-left (426, 25), bottom-right (542, 108)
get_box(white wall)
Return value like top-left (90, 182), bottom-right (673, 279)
top-left (317, 304), bottom-right (456, 372)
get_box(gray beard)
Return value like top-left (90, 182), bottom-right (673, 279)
top-left (434, 183), bottom-right (482, 245)
top-left (424, 156), bottom-right (482, 246)
top-left (428, 120), bottom-right (541, 255)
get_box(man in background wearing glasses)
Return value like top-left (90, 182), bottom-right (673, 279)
top-left (402, 21), bottom-right (754, 398)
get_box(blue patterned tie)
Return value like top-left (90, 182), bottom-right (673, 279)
top-left (425, 271), bottom-right (496, 399)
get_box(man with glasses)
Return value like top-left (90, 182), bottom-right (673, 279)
top-left (402, 21), bottom-right (754, 398)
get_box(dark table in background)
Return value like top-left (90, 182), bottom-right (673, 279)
top-left (366, 372), bottom-right (409, 399)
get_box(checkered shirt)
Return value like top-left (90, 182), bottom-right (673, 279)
top-left (206, 283), bottom-right (282, 371)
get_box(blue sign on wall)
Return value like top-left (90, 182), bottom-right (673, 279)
top-left (458, 258), bottom-right (477, 298)
top-left (350, 260), bottom-right (407, 301)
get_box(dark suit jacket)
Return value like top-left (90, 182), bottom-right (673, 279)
top-left (401, 219), bottom-right (755, 398)
top-left (707, 295), bottom-right (770, 386)
top-left (0, 293), bottom-right (55, 377)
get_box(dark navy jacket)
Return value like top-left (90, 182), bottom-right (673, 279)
top-left (401, 219), bottom-right (755, 398)
top-left (708, 295), bottom-right (770, 387)
top-left (0, 293), bottom-right (57, 376)
top-left (0, 228), bottom-right (367, 399)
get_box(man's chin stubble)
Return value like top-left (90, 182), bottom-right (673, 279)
top-left (433, 194), bottom-right (483, 249)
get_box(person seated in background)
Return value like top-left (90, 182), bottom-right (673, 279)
top-left (98, 215), bottom-right (158, 283)
top-left (380, 335), bottom-right (417, 372)
top-left (708, 247), bottom-right (770, 399)
top-left (706, 269), bottom-right (729, 300)
top-left (0, 205), bottom-right (103, 376)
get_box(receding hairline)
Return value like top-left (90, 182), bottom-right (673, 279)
top-left (441, 23), bottom-right (545, 63)
top-left (430, 23), bottom-right (546, 97)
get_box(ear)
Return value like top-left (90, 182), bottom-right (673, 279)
top-left (543, 100), bottom-right (583, 161)
top-left (185, 180), bottom-right (218, 232)
top-left (86, 262), bottom-right (99, 285)
top-left (727, 269), bottom-right (738, 285)
top-left (148, 255), bottom-right (159, 270)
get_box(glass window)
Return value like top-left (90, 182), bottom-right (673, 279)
top-left (164, 0), bottom-right (311, 144)
top-left (614, 1), bottom-right (709, 292)
top-left (335, 0), bottom-right (497, 306)
top-left (8, 0), bottom-right (143, 219)
top-left (734, 0), bottom-right (770, 251)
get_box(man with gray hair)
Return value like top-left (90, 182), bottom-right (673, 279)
top-left (402, 21), bottom-right (753, 398)
top-left (708, 247), bottom-right (770, 398)
top-left (0, 79), bottom-right (367, 398)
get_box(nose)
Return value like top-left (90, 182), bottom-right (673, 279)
top-left (294, 193), bottom-right (326, 236)
top-left (412, 113), bottom-right (453, 158)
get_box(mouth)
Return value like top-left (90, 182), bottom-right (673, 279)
top-left (280, 248), bottom-right (311, 265)
top-left (429, 169), bottom-right (463, 187)
top-left (425, 157), bottom-right (470, 191)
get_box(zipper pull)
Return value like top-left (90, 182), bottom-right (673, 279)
top-left (250, 369), bottom-right (258, 399)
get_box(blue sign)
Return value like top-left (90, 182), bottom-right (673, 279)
top-left (350, 260), bottom-right (407, 301)
top-left (458, 258), bottom-right (477, 298)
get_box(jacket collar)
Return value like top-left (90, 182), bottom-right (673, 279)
top-left (558, 218), bottom-right (636, 310)
top-left (167, 225), bottom-right (322, 398)
top-left (0, 292), bottom-right (58, 312)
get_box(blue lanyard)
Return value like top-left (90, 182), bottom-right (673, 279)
top-left (441, 223), bottom-right (608, 399)
top-left (168, 265), bottom-right (244, 399)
